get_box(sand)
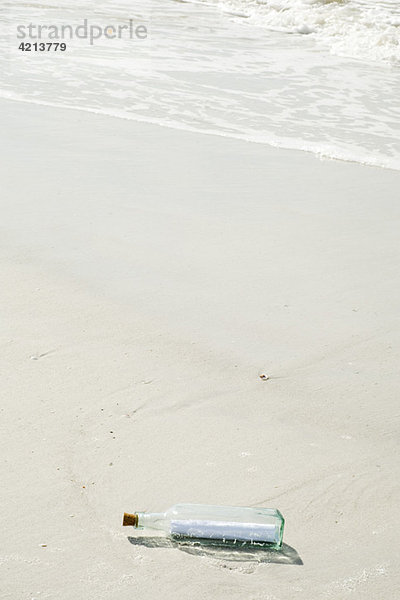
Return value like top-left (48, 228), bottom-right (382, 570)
top-left (1, 98), bottom-right (400, 599)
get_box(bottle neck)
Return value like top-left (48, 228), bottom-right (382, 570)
top-left (136, 512), bottom-right (167, 531)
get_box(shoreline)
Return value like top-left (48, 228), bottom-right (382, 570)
top-left (1, 93), bottom-right (399, 172)
top-left (1, 97), bottom-right (400, 599)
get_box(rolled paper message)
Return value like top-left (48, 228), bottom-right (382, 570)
top-left (170, 519), bottom-right (279, 543)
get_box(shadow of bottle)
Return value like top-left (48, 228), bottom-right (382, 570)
top-left (128, 536), bottom-right (303, 565)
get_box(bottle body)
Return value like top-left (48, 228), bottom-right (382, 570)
top-left (125, 504), bottom-right (284, 548)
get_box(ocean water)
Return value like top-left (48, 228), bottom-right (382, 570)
top-left (206, 0), bottom-right (400, 64)
top-left (1, 0), bottom-right (399, 169)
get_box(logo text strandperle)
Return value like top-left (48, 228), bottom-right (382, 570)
top-left (17, 19), bottom-right (148, 45)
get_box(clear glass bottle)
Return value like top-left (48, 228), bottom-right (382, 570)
top-left (123, 503), bottom-right (284, 548)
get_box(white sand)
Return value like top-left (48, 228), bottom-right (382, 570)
top-left (1, 98), bottom-right (399, 598)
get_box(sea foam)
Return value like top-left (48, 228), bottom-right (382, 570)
top-left (205, 0), bottom-right (400, 65)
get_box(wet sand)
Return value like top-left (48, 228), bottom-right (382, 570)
top-left (1, 98), bottom-right (400, 599)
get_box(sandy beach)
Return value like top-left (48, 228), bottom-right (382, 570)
top-left (1, 97), bottom-right (400, 598)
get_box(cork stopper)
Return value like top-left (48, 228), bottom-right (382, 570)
top-left (123, 512), bottom-right (138, 527)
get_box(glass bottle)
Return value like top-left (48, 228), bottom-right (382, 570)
top-left (123, 503), bottom-right (284, 548)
